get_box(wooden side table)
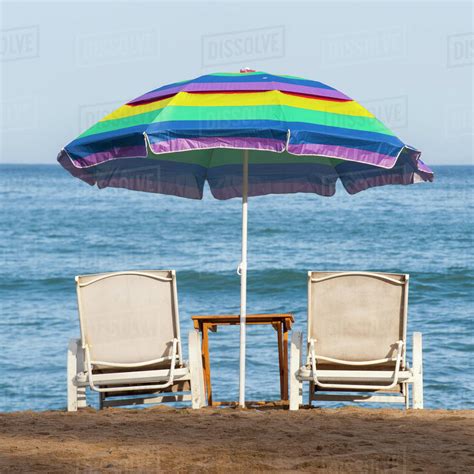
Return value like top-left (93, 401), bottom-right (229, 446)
top-left (191, 313), bottom-right (294, 406)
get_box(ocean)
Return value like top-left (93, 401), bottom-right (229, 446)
top-left (0, 164), bottom-right (472, 411)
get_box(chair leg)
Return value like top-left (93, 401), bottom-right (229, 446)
top-left (99, 392), bottom-right (105, 410)
top-left (309, 382), bottom-right (314, 407)
top-left (77, 386), bottom-right (87, 409)
top-left (290, 331), bottom-right (303, 411)
top-left (76, 340), bottom-right (87, 409)
top-left (412, 332), bottom-right (424, 409)
top-left (67, 338), bottom-right (87, 411)
top-left (189, 331), bottom-right (206, 408)
top-left (67, 339), bottom-right (79, 412)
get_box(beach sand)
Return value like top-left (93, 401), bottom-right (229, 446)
top-left (0, 406), bottom-right (472, 472)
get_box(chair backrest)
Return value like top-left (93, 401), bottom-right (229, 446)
top-left (76, 270), bottom-right (182, 368)
top-left (308, 271), bottom-right (408, 365)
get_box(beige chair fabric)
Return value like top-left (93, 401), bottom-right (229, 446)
top-left (76, 270), bottom-right (181, 368)
top-left (308, 272), bottom-right (407, 365)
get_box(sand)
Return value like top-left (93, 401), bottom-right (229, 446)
top-left (0, 406), bottom-right (472, 473)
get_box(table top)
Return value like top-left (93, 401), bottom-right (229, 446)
top-left (191, 313), bottom-right (294, 327)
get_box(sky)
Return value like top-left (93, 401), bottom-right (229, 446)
top-left (1, 0), bottom-right (472, 165)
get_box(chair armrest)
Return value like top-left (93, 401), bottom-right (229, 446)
top-left (188, 330), bottom-right (206, 408)
top-left (412, 332), bottom-right (423, 409)
top-left (289, 331), bottom-right (304, 410)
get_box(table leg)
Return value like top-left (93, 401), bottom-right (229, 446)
top-left (282, 322), bottom-right (289, 400)
top-left (201, 323), bottom-right (213, 406)
top-left (277, 321), bottom-right (284, 400)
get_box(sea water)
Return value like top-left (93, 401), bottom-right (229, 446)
top-left (0, 164), bottom-right (472, 411)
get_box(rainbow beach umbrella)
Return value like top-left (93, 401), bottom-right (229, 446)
top-left (58, 70), bottom-right (433, 407)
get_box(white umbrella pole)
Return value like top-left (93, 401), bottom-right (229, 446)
top-left (239, 149), bottom-right (249, 408)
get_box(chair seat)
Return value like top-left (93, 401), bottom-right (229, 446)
top-left (298, 367), bottom-right (414, 383)
top-left (76, 366), bottom-right (191, 387)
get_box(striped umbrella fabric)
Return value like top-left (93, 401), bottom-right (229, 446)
top-left (58, 71), bottom-right (433, 200)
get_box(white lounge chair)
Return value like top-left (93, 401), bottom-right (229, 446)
top-left (290, 271), bottom-right (423, 410)
top-left (67, 270), bottom-right (206, 410)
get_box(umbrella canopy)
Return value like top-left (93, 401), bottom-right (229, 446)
top-left (58, 71), bottom-right (433, 199)
top-left (58, 71), bottom-right (433, 407)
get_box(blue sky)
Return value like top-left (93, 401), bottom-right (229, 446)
top-left (1, 0), bottom-right (472, 164)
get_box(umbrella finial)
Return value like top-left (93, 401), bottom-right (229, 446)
top-left (240, 67), bottom-right (256, 73)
